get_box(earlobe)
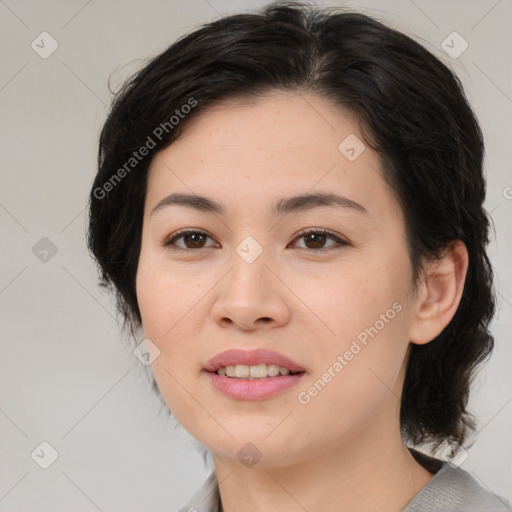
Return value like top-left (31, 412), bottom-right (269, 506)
top-left (409, 240), bottom-right (469, 345)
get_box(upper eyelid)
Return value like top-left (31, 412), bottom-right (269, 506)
top-left (164, 228), bottom-right (217, 245)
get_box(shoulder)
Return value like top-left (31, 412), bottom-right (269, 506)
top-left (174, 471), bottom-right (220, 512)
top-left (404, 460), bottom-right (512, 512)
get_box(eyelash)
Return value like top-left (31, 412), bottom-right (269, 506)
top-left (163, 228), bottom-right (348, 254)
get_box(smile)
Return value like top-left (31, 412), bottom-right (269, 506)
top-left (216, 363), bottom-right (303, 379)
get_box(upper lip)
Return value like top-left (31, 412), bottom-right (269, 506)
top-left (204, 349), bottom-right (305, 373)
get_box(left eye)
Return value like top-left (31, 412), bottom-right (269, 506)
top-left (163, 229), bottom-right (347, 252)
top-left (291, 229), bottom-right (348, 251)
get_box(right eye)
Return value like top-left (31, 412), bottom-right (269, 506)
top-left (163, 229), bottom-right (218, 251)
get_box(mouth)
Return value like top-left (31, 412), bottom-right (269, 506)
top-left (203, 348), bottom-right (306, 399)
top-left (204, 348), bottom-right (306, 376)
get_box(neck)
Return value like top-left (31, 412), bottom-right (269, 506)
top-left (213, 411), bottom-right (433, 512)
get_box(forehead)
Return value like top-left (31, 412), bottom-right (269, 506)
top-left (153, 91), bottom-right (360, 169)
top-left (145, 91), bottom-right (403, 226)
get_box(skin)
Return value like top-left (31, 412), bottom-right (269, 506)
top-left (135, 91), bottom-right (468, 512)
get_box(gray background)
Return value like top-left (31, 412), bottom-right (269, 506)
top-left (0, 0), bottom-right (510, 510)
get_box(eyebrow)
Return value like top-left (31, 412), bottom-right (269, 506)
top-left (150, 191), bottom-right (369, 218)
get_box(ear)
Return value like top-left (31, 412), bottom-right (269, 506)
top-left (408, 240), bottom-right (469, 345)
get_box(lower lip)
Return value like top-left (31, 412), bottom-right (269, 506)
top-left (205, 371), bottom-right (305, 400)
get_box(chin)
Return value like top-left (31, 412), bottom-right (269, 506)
top-left (194, 429), bottom-right (309, 469)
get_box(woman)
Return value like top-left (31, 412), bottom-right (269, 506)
top-left (87, 2), bottom-right (511, 510)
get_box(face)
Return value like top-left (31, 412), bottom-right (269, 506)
top-left (136, 91), bottom-right (420, 467)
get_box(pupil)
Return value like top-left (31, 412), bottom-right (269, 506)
top-left (306, 233), bottom-right (326, 249)
top-left (185, 233), bottom-right (205, 248)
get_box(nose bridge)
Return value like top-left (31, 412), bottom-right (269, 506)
top-left (226, 237), bottom-right (272, 304)
top-left (212, 235), bottom-right (290, 329)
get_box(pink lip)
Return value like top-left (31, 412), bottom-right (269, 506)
top-left (203, 349), bottom-right (306, 401)
top-left (206, 372), bottom-right (305, 400)
top-left (204, 349), bottom-right (305, 373)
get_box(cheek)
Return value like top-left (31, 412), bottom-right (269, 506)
top-left (136, 258), bottom-right (207, 376)
top-left (136, 256), bottom-right (200, 339)
top-left (304, 265), bottom-right (394, 351)
top-left (296, 315), bottom-right (409, 445)
top-left (296, 265), bottom-right (410, 419)
top-left (136, 263), bottom-right (207, 429)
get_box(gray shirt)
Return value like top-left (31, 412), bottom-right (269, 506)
top-left (176, 450), bottom-right (512, 512)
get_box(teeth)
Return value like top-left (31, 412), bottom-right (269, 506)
top-left (250, 364), bottom-right (267, 378)
top-left (216, 363), bottom-right (298, 379)
top-left (267, 364), bottom-right (280, 377)
top-left (235, 365), bottom-right (250, 378)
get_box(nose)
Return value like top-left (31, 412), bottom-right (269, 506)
top-left (211, 250), bottom-right (291, 332)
